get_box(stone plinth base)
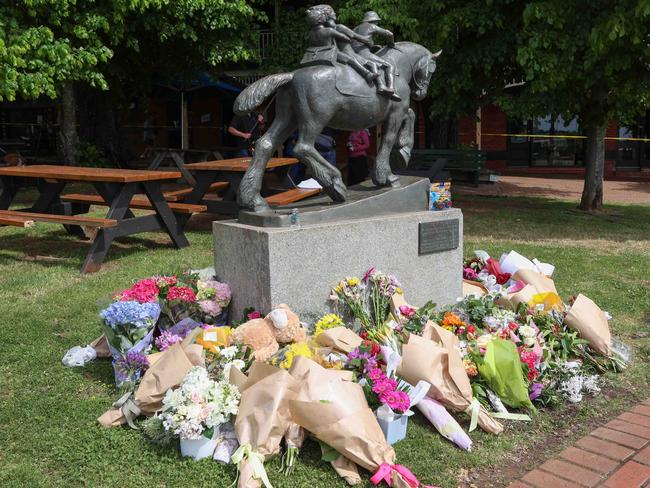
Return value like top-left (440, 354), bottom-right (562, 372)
top-left (213, 208), bottom-right (463, 322)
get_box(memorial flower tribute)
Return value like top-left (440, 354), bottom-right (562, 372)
top-left (67, 252), bottom-right (630, 488)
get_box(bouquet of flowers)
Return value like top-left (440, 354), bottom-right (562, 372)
top-left (289, 379), bottom-right (435, 488)
top-left (232, 362), bottom-right (299, 488)
top-left (113, 351), bottom-right (150, 391)
top-left (271, 341), bottom-right (314, 370)
top-left (313, 313), bottom-right (344, 337)
top-left (206, 343), bottom-right (254, 381)
top-left (100, 300), bottom-right (161, 386)
top-left (330, 267), bottom-right (401, 335)
top-left (98, 342), bottom-right (205, 428)
top-left (196, 279), bottom-right (232, 325)
top-left (159, 366), bottom-right (240, 441)
top-left (287, 356), bottom-right (360, 482)
top-left (346, 342), bottom-right (410, 415)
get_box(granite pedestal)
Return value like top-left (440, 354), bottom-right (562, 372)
top-left (214, 206), bottom-right (463, 322)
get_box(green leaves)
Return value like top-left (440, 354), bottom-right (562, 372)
top-left (0, 0), bottom-right (264, 101)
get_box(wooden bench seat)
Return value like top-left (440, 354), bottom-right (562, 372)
top-left (265, 188), bottom-right (321, 206)
top-left (61, 194), bottom-right (207, 214)
top-left (0, 215), bottom-right (35, 227)
top-left (0, 209), bottom-right (117, 227)
top-left (163, 181), bottom-right (229, 202)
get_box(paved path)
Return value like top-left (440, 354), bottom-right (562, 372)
top-left (458, 176), bottom-right (650, 205)
top-left (509, 397), bottom-right (650, 488)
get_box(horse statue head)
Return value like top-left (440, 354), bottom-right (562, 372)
top-left (411, 49), bottom-right (442, 101)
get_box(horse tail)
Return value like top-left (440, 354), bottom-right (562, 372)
top-left (234, 73), bottom-right (294, 115)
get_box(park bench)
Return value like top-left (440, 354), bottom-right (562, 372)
top-left (0, 212), bottom-right (35, 227)
top-left (182, 157), bottom-right (314, 214)
top-left (0, 209), bottom-right (117, 228)
top-left (0, 165), bottom-right (192, 273)
top-left (60, 193), bottom-right (207, 214)
top-left (265, 188), bottom-right (321, 206)
top-left (399, 149), bottom-right (487, 186)
top-left (163, 181), bottom-right (229, 202)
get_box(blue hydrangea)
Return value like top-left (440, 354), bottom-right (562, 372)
top-left (100, 301), bottom-right (161, 329)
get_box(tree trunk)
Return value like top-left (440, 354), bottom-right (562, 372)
top-left (579, 121), bottom-right (607, 211)
top-left (58, 81), bottom-right (79, 165)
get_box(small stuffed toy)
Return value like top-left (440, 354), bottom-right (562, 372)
top-left (230, 304), bottom-right (306, 361)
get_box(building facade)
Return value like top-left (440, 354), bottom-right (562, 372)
top-left (459, 105), bottom-right (650, 180)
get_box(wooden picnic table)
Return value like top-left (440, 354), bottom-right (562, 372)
top-left (182, 157), bottom-right (313, 215)
top-left (0, 165), bottom-right (202, 273)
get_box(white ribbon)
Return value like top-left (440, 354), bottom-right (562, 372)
top-left (231, 444), bottom-right (273, 488)
top-left (380, 345), bottom-right (402, 377)
top-left (464, 398), bottom-right (480, 432)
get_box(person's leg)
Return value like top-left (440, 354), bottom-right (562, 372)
top-left (348, 156), bottom-right (369, 185)
top-left (236, 147), bottom-right (250, 157)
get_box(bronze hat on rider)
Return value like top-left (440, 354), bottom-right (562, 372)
top-left (362, 11), bottom-right (381, 23)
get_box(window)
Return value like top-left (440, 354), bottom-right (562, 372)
top-left (506, 115), bottom-right (585, 167)
top-left (617, 111), bottom-right (650, 170)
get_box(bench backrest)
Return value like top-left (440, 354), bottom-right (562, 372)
top-left (410, 149), bottom-right (486, 169)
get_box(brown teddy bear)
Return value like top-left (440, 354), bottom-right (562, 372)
top-left (230, 304), bottom-right (306, 361)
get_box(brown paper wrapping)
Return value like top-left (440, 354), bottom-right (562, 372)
top-left (288, 356), bottom-right (361, 485)
top-left (399, 325), bottom-right (503, 434)
top-left (565, 294), bottom-right (612, 356)
top-left (235, 362), bottom-right (299, 488)
top-left (97, 343), bottom-right (205, 427)
top-left (462, 280), bottom-right (489, 298)
top-left (331, 454), bottom-right (362, 485)
top-left (513, 269), bottom-right (557, 294)
top-left (290, 388), bottom-right (414, 488)
top-left (90, 334), bottom-right (111, 358)
top-left (315, 327), bottom-right (362, 354)
top-left (497, 284), bottom-right (537, 310)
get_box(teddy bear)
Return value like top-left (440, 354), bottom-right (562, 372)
top-left (229, 304), bottom-right (306, 361)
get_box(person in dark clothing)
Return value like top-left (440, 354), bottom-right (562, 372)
top-left (347, 129), bottom-right (370, 185)
top-left (228, 112), bottom-right (264, 156)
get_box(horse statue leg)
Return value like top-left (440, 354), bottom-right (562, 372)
top-left (293, 129), bottom-right (347, 202)
top-left (393, 108), bottom-right (416, 168)
top-left (372, 105), bottom-right (409, 188)
top-left (237, 111), bottom-right (297, 212)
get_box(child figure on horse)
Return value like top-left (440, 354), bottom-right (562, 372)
top-left (301, 5), bottom-right (399, 100)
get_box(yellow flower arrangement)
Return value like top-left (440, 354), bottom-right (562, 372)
top-left (277, 341), bottom-right (313, 370)
top-left (346, 277), bottom-right (360, 287)
top-left (314, 313), bottom-right (344, 337)
top-left (529, 292), bottom-right (565, 313)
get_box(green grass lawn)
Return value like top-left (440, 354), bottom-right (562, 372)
top-left (1, 192), bottom-right (648, 488)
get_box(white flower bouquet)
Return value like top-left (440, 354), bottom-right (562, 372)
top-left (159, 366), bottom-right (240, 458)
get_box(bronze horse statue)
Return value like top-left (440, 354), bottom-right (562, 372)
top-left (234, 41), bottom-right (440, 212)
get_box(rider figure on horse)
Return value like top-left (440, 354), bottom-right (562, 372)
top-left (353, 11), bottom-right (401, 101)
top-left (302, 5), bottom-right (400, 101)
top-left (302, 5), bottom-right (376, 84)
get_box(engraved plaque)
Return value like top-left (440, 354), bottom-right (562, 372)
top-left (418, 219), bottom-right (459, 255)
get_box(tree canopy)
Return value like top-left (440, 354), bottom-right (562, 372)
top-left (338, 0), bottom-right (650, 210)
top-left (0, 0), bottom-right (266, 102)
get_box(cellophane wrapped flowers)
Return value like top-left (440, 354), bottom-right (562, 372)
top-left (100, 301), bottom-right (160, 353)
top-left (160, 366), bottom-right (240, 440)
